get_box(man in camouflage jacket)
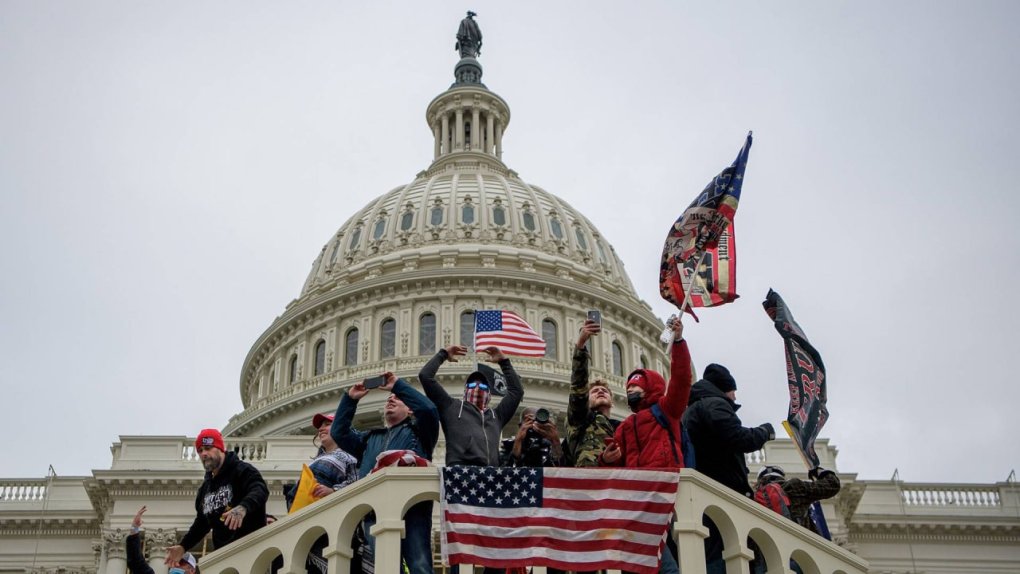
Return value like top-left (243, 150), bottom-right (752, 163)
top-left (565, 318), bottom-right (618, 466)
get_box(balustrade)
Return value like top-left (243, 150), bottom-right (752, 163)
top-left (901, 484), bottom-right (1002, 507)
top-left (0, 479), bottom-right (48, 501)
top-left (199, 468), bottom-right (869, 574)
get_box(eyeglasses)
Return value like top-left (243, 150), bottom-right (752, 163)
top-left (466, 381), bottom-right (489, 390)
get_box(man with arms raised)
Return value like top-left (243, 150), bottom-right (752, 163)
top-left (331, 372), bottom-right (439, 574)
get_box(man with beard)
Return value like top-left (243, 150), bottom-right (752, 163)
top-left (165, 428), bottom-right (269, 564)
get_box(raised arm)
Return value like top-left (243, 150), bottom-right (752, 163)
top-left (391, 378), bottom-right (440, 457)
top-left (567, 320), bottom-right (600, 427)
top-left (661, 318), bottom-right (694, 419)
top-left (486, 347), bottom-right (524, 426)
top-left (331, 391), bottom-right (368, 461)
top-left (418, 347), bottom-right (465, 410)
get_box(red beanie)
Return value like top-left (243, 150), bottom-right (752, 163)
top-left (195, 429), bottom-right (225, 452)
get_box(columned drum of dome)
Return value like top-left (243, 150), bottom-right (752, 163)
top-left (225, 17), bottom-right (667, 441)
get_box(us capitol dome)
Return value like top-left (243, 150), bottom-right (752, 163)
top-left (222, 38), bottom-right (669, 442)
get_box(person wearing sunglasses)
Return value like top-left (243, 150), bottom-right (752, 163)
top-left (419, 344), bottom-right (523, 467)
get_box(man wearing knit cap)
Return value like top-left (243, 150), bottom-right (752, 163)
top-left (682, 363), bottom-right (775, 574)
top-left (165, 428), bottom-right (269, 565)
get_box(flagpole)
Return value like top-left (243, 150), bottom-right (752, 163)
top-left (780, 421), bottom-right (814, 471)
top-left (675, 249), bottom-right (708, 319)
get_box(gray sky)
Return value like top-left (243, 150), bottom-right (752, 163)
top-left (1, 1), bottom-right (1017, 483)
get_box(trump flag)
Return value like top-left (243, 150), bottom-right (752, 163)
top-left (659, 133), bottom-right (752, 318)
top-left (763, 289), bottom-right (829, 469)
top-left (440, 466), bottom-right (679, 574)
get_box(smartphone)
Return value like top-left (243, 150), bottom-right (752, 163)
top-left (363, 375), bottom-right (387, 389)
top-left (587, 309), bottom-right (602, 325)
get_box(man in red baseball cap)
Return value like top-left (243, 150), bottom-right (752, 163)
top-left (165, 428), bottom-right (269, 565)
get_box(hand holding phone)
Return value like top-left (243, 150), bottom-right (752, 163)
top-left (587, 309), bottom-right (602, 326)
top-left (363, 375), bottom-right (387, 390)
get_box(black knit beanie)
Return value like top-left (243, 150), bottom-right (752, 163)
top-left (703, 363), bottom-right (737, 393)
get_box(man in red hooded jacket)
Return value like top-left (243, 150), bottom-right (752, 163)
top-left (600, 319), bottom-right (691, 574)
top-left (600, 319), bottom-right (693, 469)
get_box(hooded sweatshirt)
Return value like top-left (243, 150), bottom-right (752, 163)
top-left (178, 451), bottom-right (269, 551)
top-left (418, 349), bottom-right (524, 466)
top-left (683, 379), bottom-right (773, 497)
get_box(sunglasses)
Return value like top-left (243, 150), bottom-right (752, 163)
top-left (466, 381), bottom-right (489, 390)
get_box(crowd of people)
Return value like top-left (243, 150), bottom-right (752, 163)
top-left (123, 315), bottom-right (840, 574)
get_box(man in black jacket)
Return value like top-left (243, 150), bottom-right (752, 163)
top-left (165, 428), bottom-right (269, 565)
top-left (682, 364), bottom-right (774, 574)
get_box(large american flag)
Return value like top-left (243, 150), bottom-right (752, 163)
top-left (474, 310), bottom-right (546, 357)
top-left (440, 466), bottom-right (679, 574)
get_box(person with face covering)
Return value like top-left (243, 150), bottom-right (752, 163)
top-left (418, 345), bottom-right (523, 466)
top-left (599, 319), bottom-right (693, 469)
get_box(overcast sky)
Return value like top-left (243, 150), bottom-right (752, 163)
top-left (1, 2), bottom-right (1018, 483)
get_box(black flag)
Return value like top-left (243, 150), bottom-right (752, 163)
top-left (475, 363), bottom-right (507, 396)
top-left (763, 289), bottom-right (828, 469)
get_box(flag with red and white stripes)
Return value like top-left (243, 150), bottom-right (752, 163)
top-left (474, 310), bottom-right (546, 357)
top-left (439, 466), bottom-right (679, 574)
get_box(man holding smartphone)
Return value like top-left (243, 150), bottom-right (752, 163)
top-left (330, 372), bottom-right (439, 574)
top-left (565, 312), bottom-right (619, 467)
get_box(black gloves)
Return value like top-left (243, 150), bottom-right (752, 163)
top-left (809, 467), bottom-right (835, 480)
top-left (760, 422), bottom-right (775, 441)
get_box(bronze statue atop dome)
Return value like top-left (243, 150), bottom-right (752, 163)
top-left (455, 11), bottom-right (482, 59)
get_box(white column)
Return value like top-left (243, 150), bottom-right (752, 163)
top-left (441, 113), bottom-right (450, 156)
top-left (433, 122), bottom-right (440, 159)
top-left (495, 121), bottom-right (503, 159)
top-left (455, 109), bottom-right (464, 151)
top-left (104, 531), bottom-right (128, 574)
top-left (471, 107), bottom-right (481, 150)
top-left (370, 519), bottom-right (405, 574)
top-left (486, 112), bottom-right (495, 155)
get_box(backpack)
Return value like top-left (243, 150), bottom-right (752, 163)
top-left (754, 481), bottom-right (792, 519)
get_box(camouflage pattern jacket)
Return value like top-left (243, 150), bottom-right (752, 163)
top-left (565, 346), bottom-right (618, 467)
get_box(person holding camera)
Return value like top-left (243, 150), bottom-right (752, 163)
top-left (330, 372), bottom-right (439, 574)
top-left (500, 407), bottom-right (563, 467)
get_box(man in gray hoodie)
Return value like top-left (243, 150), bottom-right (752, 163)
top-left (418, 345), bottom-right (523, 466)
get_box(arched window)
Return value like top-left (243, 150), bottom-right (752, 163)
top-left (372, 219), bottom-right (387, 240)
top-left (492, 205), bottom-right (506, 226)
top-left (269, 369), bottom-right (276, 392)
top-left (460, 310), bottom-right (475, 348)
top-left (639, 354), bottom-right (648, 370)
top-left (380, 319), bottom-right (396, 358)
top-left (542, 319), bottom-right (558, 360)
top-left (288, 354), bottom-right (298, 383)
top-left (550, 218), bottom-right (563, 239)
top-left (419, 313), bottom-right (436, 355)
top-left (348, 227), bottom-right (362, 250)
top-left (611, 341), bottom-right (624, 376)
top-left (430, 205), bottom-right (444, 226)
top-left (329, 240), bottom-right (342, 264)
top-left (314, 340), bottom-right (326, 376)
top-left (522, 211), bottom-right (537, 232)
top-left (574, 227), bottom-right (588, 250)
top-left (462, 203), bottom-right (475, 224)
top-left (345, 328), bottom-right (359, 366)
top-left (400, 211), bottom-right (415, 231)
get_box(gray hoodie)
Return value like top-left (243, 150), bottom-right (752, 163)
top-left (418, 350), bottom-right (524, 466)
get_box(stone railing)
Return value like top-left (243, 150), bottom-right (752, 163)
top-left (900, 484), bottom-right (1002, 507)
top-left (199, 467), bottom-right (869, 574)
top-left (0, 479), bottom-right (48, 501)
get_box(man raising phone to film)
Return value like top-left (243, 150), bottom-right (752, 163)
top-left (330, 372), bottom-right (439, 574)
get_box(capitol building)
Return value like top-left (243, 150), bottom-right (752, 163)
top-left (1, 17), bottom-right (1018, 574)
